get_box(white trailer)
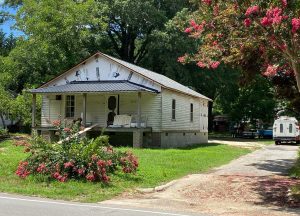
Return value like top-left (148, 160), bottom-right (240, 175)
top-left (273, 116), bottom-right (300, 145)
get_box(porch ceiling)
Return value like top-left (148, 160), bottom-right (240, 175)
top-left (29, 80), bottom-right (159, 94)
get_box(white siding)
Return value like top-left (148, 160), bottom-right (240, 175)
top-left (41, 95), bottom-right (62, 126)
top-left (161, 88), bottom-right (208, 132)
top-left (46, 56), bottom-right (161, 92)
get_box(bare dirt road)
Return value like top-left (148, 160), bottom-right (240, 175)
top-left (103, 140), bottom-right (300, 216)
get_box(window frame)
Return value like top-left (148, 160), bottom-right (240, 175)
top-left (280, 123), bottom-right (283, 133)
top-left (190, 103), bottom-right (193, 122)
top-left (65, 95), bottom-right (75, 118)
top-left (289, 124), bottom-right (293, 133)
top-left (172, 99), bottom-right (176, 120)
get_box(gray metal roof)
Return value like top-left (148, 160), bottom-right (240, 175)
top-left (30, 81), bottom-right (159, 94)
top-left (102, 53), bottom-right (212, 101)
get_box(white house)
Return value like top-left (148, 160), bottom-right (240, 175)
top-left (30, 52), bottom-right (211, 148)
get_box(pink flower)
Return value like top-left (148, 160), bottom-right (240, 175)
top-left (177, 56), bottom-right (186, 63)
top-left (184, 27), bottom-right (192, 33)
top-left (64, 161), bottom-right (74, 169)
top-left (189, 20), bottom-right (197, 28)
top-left (281, 0), bottom-right (287, 7)
top-left (213, 5), bottom-right (219, 16)
top-left (197, 61), bottom-right (206, 68)
top-left (244, 18), bottom-right (252, 27)
top-left (63, 127), bottom-right (71, 133)
top-left (77, 168), bottom-right (86, 176)
top-left (86, 172), bottom-right (96, 182)
top-left (292, 18), bottom-right (300, 33)
top-left (245, 6), bottom-right (259, 16)
top-left (210, 61), bottom-right (220, 69)
top-left (52, 120), bottom-right (61, 127)
top-left (263, 65), bottom-right (278, 76)
top-left (37, 163), bottom-right (48, 173)
top-left (261, 17), bottom-right (272, 26)
top-left (202, 0), bottom-right (212, 6)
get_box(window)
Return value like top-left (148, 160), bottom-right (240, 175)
top-left (190, 103), bottom-right (193, 122)
top-left (172, 99), bottom-right (176, 120)
top-left (280, 124), bottom-right (283, 133)
top-left (66, 95), bottom-right (75, 118)
top-left (289, 124), bottom-right (293, 133)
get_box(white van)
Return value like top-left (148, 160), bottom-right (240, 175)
top-left (273, 116), bottom-right (300, 145)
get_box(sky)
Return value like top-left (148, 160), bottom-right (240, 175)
top-left (0, 4), bottom-right (23, 36)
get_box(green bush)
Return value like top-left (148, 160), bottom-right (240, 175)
top-left (16, 120), bottom-right (138, 183)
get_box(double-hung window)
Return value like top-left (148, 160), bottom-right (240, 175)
top-left (190, 103), bottom-right (193, 122)
top-left (66, 95), bottom-right (75, 118)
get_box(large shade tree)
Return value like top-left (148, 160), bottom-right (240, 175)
top-left (180, 0), bottom-right (300, 92)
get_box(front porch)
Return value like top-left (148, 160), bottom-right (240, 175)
top-left (30, 81), bottom-right (160, 147)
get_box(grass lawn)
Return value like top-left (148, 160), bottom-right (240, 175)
top-left (0, 140), bottom-right (251, 202)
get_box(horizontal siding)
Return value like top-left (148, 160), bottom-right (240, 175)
top-left (41, 95), bottom-right (63, 126)
top-left (161, 88), bottom-right (208, 132)
top-left (141, 93), bottom-right (161, 132)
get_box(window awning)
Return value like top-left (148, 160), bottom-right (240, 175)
top-left (29, 81), bottom-right (159, 94)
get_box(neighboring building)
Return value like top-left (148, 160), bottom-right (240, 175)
top-left (0, 114), bottom-right (15, 129)
top-left (30, 52), bottom-right (211, 148)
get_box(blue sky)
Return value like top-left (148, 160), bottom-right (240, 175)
top-left (0, 4), bottom-right (23, 36)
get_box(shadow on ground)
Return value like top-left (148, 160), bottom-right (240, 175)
top-left (248, 159), bottom-right (296, 176)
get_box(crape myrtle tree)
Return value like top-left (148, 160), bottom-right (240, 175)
top-left (180, 0), bottom-right (300, 92)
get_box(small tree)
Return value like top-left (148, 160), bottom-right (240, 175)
top-left (181, 0), bottom-right (300, 91)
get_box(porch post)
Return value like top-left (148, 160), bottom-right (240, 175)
top-left (32, 93), bottom-right (36, 128)
top-left (82, 93), bottom-right (87, 127)
top-left (137, 92), bottom-right (141, 128)
top-left (133, 92), bottom-right (143, 148)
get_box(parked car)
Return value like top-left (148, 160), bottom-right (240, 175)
top-left (273, 116), bottom-right (300, 145)
top-left (257, 127), bottom-right (273, 139)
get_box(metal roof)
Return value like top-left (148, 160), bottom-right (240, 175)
top-left (30, 81), bottom-right (159, 94)
top-left (101, 53), bottom-right (212, 101)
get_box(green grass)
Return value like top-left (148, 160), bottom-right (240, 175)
top-left (0, 140), bottom-right (251, 202)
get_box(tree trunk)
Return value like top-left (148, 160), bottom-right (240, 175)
top-left (292, 62), bottom-right (300, 92)
top-left (0, 113), bottom-right (6, 129)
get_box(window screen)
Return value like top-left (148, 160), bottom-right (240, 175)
top-left (280, 124), bottom-right (283, 133)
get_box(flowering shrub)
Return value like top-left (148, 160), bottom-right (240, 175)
top-left (16, 121), bottom-right (138, 183)
top-left (180, 0), bottom-right (300, 91)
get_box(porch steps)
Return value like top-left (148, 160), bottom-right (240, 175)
top-left (57, 123), bottom-right (99, 144)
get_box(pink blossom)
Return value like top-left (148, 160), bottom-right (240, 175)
top-left (52, 120), bottom-right (61, 127)
top-left (184, 27), bottom-right (193, 33)
top-left (63, 127), bottom-right (71, 133)
top-left (292, 18), bottom-right (300, 33)
top-left (245, 6), bottom-right (259, 16)
top-left (244, 18), bottom-right (252, 27)
top-left (64, 161), bottom-right (74, 169)
top-left (281, 0), bottom-right (288, 7)
top-left (177, 56), bottom-right (186, 63)
top-left (263, 65), bottom-right (278, 76)
top-left (202, 0), bottom-right (212, 6)
top-left (261, 17), bottom-right (272, 26)
top-left (189, 20), bottom-right (197, 28)
top-left (197, 61), bottom-right (206, 68)
top-left (37, 163), bottom-right (48, 173)
top-left (213, 5), bottom-right (219, 16)
top-left (210, 61), bottom-right (220, 69)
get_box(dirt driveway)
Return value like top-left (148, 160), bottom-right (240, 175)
top-left (103, 140), bottom-right (300, 216)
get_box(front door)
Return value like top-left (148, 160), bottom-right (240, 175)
top-left (106, 95), bottom-right (118, 126)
